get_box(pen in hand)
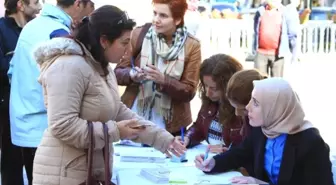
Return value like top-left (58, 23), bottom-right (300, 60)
top-left (180, 127), bottom-right (184, 143)
top-left (204, 145), bottom-right (210, 160)
top-left (228, 142), bottom-right (233, 150)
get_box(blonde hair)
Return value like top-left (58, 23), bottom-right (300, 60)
top-left (226, 69), bottom-right (267, 106)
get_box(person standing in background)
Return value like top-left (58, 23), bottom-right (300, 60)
top-left (1, 4), bottom-right (5, 16)
top-left (253, 0), bottom-right (298, 77)
top-left (184, 0), bottom-right (201, 37)
top-left (0, 0), bottom-right (41, 184)
top-left (115, 0), bottom-right (201, 136)
top-left (285, 0), bottom-right (301, 63)
top-left (6, 0), bottom-right (93, 184)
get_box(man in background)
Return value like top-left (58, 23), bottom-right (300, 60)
top-left (1, 4), bottom-right (5, 16)
top-left (253, 0), bottom-right (299, 77)
top-left (185, 0), bottom-right (201, 37)
top-left (7, 0), bottom-right (93, 184)
top-left (285, 0), bottom-right (301, 62)
top-left (0, 0), bottom-right (41, 184)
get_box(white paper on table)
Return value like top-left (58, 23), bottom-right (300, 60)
top-left (118, 148), bottom-right (166, 163)
top-left (192, 171), bottom-right (243, 184)
top-left (140, 167), bottom-right (170, 183)
top-left (114, 140), bottom-right (142, 147)
top-left (168, 167), bottom-right (243, 184)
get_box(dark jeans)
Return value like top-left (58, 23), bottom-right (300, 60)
top-left (0, 109), bottom-right (36, 185)
top-left (254, 52), bottom-right (284, 77)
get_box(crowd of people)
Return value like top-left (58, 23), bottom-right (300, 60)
top-left (0, 0), bottom-right (334, 185)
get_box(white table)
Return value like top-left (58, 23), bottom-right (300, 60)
top-left (112, 142), bottom-right (242, 185)
top-left (112, 142), bottom-right (209, 181)
top-left (331, 154), bottom-right (336, 184)
top-left (116, 167), bottom-right (243, 185)
top-left (112, 143), bottom-right (336, 185)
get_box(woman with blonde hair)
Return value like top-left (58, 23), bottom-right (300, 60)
top-left (226, 69), bottom-right (267, 137)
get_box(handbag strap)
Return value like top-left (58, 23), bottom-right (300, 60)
top-left (103, 123), bottom-right (111, 184)
top-left (86, 122), bottom-right (111, 184)
top-left (86, 121), bottom-right (94, 185)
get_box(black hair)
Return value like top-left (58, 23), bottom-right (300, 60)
top-left (56, 0), bottom-right (75, 7)
top-left (72, 5), bottom-right (136, 76)
top-left (4, 0), bottom-right (29, 15)
top-left (56, 0), bottom-right (91, 8)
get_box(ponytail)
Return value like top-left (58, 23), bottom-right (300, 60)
top-left (73, 17), bottom-right (109, 76)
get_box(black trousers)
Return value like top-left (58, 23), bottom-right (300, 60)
top-left (0, 108), bottom-right (36, 185)
top-left (254, 52), bottom-right (284, 77)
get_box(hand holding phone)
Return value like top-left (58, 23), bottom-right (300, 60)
top-left (129, 123), bottom-right (152, 129)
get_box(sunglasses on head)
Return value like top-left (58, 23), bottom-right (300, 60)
top-left (81, 11), bottom-right (130, 25)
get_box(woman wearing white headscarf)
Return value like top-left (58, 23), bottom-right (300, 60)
top-left (194, 78), bottom-right (334, 185)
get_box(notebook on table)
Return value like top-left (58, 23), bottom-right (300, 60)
top-left (140, 167), bottom-right (171, 184)
top-left (140, 166), bottom-right (243, 184)
top-left (119, 149), bottom-right (166, 163)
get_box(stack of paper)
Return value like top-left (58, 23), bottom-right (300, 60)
top-left (193, 171), bottom-right (243, 184)
top-left (140, 167), bottom-right (170, 184)
top-left (115, 140), bottom-right (142, 147)
top-left (119, 149), bottom-right (166, 163)
top-left (140, 166), bottom-right (244, 185)
top-left (169, 171), bottom-right (188, 184)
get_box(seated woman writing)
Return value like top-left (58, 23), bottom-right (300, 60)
top-left (226, 69), bottom-right (267, 139)
top-left (176, 54), bottom-right (244, 153)
top-left (195, 78), bottom-right (334, 185)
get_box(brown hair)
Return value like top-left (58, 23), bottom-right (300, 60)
top-left (4, 0), bottom-right (29, 15)
top-left (226, 69), bottom-right (267, 106)
top-left (152, 0), bottom-right (188, 26)
top-left (199, 54), bottom-right (243, 127)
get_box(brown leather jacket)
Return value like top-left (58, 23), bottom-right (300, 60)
top-left (114, 25), bottom-right (202, 134)
top-left (186, 102), bottom-right (247, 148)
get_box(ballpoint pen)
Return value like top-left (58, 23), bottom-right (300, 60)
top-left (204, 145), bottom-right (210, 160)
top-left (228, 142), bottom-right (233, 150)
top-left (180, 127), bottom-right (184, 143)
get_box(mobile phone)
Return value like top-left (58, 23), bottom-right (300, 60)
top-left (129, 124), bottom-right (152, 129)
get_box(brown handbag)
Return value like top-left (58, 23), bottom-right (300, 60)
top-left (79, 121), bottom-right (114, 185)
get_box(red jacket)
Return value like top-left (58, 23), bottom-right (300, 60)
top-left (186, 102), bottom-right (247, 147)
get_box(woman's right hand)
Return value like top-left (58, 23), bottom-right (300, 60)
top-left (175, 136), bottom-right (190, 147)
top-left (129, 67), bottom-right (146, 83)
top-left (194, 154), bottom-right (216, 172)
top-left (116, 119), bottom-right (146, 140)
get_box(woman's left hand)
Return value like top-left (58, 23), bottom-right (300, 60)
top-left (230, 176), bottom-right (268, 184)
top-left (143, 64), bottom-right (165, 84)
top-left (165, 138), bottom-right (187, 158)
